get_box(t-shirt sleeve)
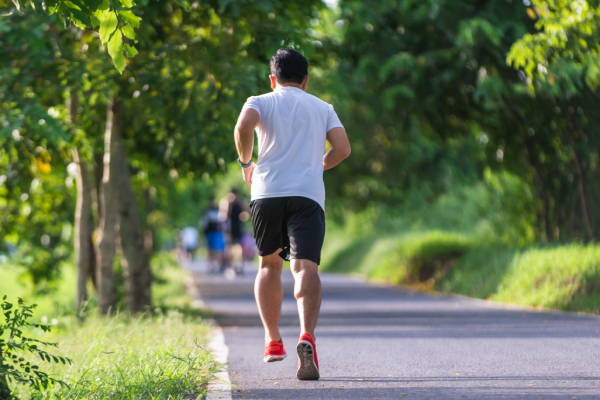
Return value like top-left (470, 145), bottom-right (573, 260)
top-left (242, 96), bottom-right (261, 119)
top-left (326, 104), bottom-right (344, 132)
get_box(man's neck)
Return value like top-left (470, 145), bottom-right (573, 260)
top-left (276, 83), bottom-right (303, 90)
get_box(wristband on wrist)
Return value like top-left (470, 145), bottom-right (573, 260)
top-left (238, 158), bottom-right (253, 168)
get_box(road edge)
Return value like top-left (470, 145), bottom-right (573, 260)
top-left (205, 320), bottom-right (233, 400)
top-left (183, 270), bottom-right (233, 400)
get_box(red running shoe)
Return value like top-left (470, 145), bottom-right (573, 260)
top-left (263, 339), bottom-right (287, 362)
top-left (296, 332), bottom-right (319, 380)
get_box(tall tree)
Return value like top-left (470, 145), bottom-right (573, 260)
top-left (95, 97), bottom-right (120, 314)
top-left (69, 91), bottom-right (95, 311)
top-left (116, 141), bottom-right (152, 311)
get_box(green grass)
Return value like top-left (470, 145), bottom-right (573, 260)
top-left (2, 251), bottom-right (218, 399)
top-left (0, 262), bottom-right (79, 319)
top-left (322, 230), bottom-right (472, 286)
top-left (13, 311), bottom-right (217, 399)
top-left (322, 218), bottom-right (600, 313)
top-left (441, 245), bottom-right (600, 312)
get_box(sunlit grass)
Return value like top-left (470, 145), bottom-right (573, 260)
top-left (13, 309), bottom-right (217, 400)
top-left (321, 230), bottom-right (471, 285)
top-left (443, 245), bottom-right (600, 312)
top-left (3, 251), bottom-right (218, 399)
top-left (323, 220), bottom-right (600, 313)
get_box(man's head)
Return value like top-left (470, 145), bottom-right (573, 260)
top-left (270, 49), bottom-right (309, 89)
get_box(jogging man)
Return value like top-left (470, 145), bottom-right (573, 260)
top-left (234, 49), bottom-right (351, 380)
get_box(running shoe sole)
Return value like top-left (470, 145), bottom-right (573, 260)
top-left (263, 354), bottom-right (287, 363)
top-left (296, 341), bottom-right (319, 380)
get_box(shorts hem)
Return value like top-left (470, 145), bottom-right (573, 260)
top-left (258, 247), bottom-right (283, 257)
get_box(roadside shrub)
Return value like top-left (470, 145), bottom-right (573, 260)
top-left (1, 297), bottom-right (72, 398)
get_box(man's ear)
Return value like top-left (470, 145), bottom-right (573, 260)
top-left (301, 76), bottom-right (309, 91)
top-left (269, 75), bottom-right (277, 90)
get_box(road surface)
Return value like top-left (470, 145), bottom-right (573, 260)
top-left (187, 261), bottom-right (600, 399)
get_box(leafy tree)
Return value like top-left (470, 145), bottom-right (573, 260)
top-left (314, 0), bottom-right (600, 242)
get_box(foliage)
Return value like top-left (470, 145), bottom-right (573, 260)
top-left (1, 0), bottom-right (180, 73)
top-left (441, 244), bottom-right (600, 313)
top-left (508, 0), bottom-right (600, 91)
top-left (311, 0), bottom-right (600, 243)
top-left (0, 296), bottom-right (72, 395)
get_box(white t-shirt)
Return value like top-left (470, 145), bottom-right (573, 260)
top-left (242, 86), bottom-right (344, 210)
top-left (181, 226), bottom-right (199, 249)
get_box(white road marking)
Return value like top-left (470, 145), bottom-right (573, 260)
top-left (206, 321), bottom-right (232, 400)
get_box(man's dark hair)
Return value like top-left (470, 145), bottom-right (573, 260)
top-left (270, 49), bottom-right (308, 84)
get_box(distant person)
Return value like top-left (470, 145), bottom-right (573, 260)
top-left (226, 188), bottom-right (249, 272)
top-left (227, 188), bottom-right (245, 245)
top-left (181, 226), bottom-right (199, 261)
top-left (239, 230), bottom-right (258, 275)
top-left (202, 197), bottom-right (226, 272)
top-left (234, 49), bottom-right (351, 380)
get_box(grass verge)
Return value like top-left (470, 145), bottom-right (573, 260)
top-left (321, 230), bottom-right (472, 287)
top-left (442, 245), bottom-right (600, 312)
top-left (14, 310), bottom-right (217, 400)
top-left (3, 252), bottom-right (218, 399)
top-left (322, 228), bottom-right (600, 313)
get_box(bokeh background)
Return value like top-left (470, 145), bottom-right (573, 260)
top-left (2, 0), bottom-right (600, 324)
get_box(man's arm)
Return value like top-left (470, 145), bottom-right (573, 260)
top-left (234, 108), bottom-right (260, 185)
top-left (324, 127), bottom-right (351, 170)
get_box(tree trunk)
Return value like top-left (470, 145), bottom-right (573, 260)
top-left (116, 142), bottom-right (152, 312)
top-left (92, 149), bottom-right (104, 227)
top-left (95, 97), bottom-right (121, 314)
top-left (72, 147), bottom-right (93, 311)
top-left (143, 187), bottom-right (154, 258)
top-left (88, 234), bottom-right (97, 290)
top-left (69, 91), bottom-right (94, 312)
top-left (572, 151), bottom-right (594, 241)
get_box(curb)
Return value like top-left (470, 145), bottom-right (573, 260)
top-left (205, 320), bottom-right (233, 400)
top-left (184, 271), bottom-right (233, 400)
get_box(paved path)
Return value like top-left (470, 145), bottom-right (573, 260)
top-left (187, 261), bottom-right (600, 399)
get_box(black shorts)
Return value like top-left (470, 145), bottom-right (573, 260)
top-left (250, 196), bottom-right (325, 265)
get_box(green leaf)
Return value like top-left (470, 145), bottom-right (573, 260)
top-left (85, 0), bottom-right (103, 12)
top-left (69, 8), bottom-right (89, 29)
top-left (171, 0), bottom-right (190, 12)
top-left (122, 24), bottom-right (135, 40)
top-left (90, 14), bottom-right (100, 27)
top-left (124, 43), bottom-right (138, 57)
top-left (118, 0), bottom-right (134, 7)
top-left (108, 30), bottom-right (126, 73)
top-left (99, 10), bottom-right (118, 44)
top-left (119, 10), bottom-right (141, 28)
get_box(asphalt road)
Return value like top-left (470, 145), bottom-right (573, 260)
top-left (188, 261), bottom-right (600, 399)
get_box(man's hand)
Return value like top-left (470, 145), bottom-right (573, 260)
top-left (241, 163), bottom-right (256, 185)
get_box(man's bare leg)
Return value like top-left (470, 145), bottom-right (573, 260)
top-left (255, 249), bottom-right (284, 342)
top-left (290, 259), bottom-right (321, 339)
